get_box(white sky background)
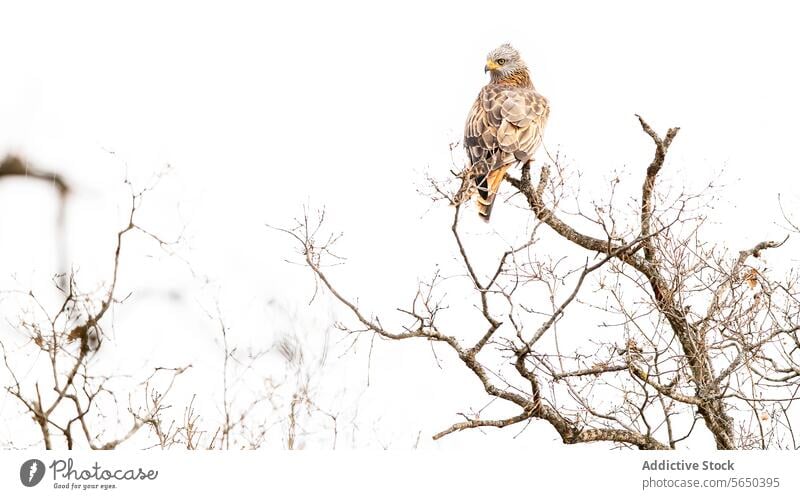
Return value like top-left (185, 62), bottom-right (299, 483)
top-left (1, 1), bottom-right (800, 450)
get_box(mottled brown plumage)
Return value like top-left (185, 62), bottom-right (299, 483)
top-left (456, 44), bottom-right (549, 220)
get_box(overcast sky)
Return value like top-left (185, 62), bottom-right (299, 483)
top-left (1, 1), bottom-right (799, 450)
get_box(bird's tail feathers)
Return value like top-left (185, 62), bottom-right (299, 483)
top-left (475, 165), bottom-right (510, 222)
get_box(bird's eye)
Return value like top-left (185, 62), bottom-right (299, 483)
top-left (497, 58), bottom-right (506, 65)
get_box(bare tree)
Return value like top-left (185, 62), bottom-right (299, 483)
top-left (145, 305), bottom-right (346, 450)
top-left (276, 116), bottom-right (800, 450)
top-left (1, 162), bottom-right (350, 450)
top-left (0, 178), bottom-right (189, 449)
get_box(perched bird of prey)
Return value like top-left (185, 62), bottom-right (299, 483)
top-left (456, 44), bottom-right (549, 220)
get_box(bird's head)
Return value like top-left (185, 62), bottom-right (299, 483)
top-left (484, 43), bottom-right (526, 81)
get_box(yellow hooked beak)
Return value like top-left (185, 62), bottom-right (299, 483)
top-left (484, 59), bottom-right (500, 72)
